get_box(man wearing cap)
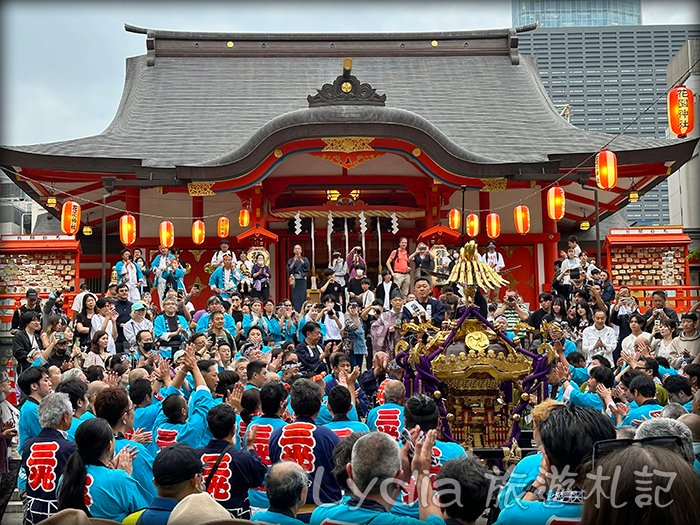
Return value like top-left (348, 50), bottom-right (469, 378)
top-left (123, 302), bottom-right (154, 354)
top-left (210, 238), bottom-right (236, 269)
top-left (11, 288), bottom-right (42, 332)
top-left (122, 444), bottom-right (204, 525)
top-left (479, 240), bottom-right (505, 272)
top-left (43, 332), bottom-right (72, 370)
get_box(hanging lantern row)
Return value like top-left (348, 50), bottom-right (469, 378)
top-left (546, 186), bottom-right (566, 221)
top-left (466, 213), bottom-right (479, 237)
top-left (448, 208), bottom-right (461, 231)
top-left (60, 200), bottom-right (81, 235)
top-left (513, 205), bottom-right (531, 235)
top-left (218, 216), bottom-right (230, 238)
top-left (486, 212), bottom-right (501, 239)
top-left (668, 85), bottom-right (694, 138)
top-left (119, 214), bottom-right (136, 246)
top-left (239, 208), bottom-right (251, 228)
top-left (595, 149), bottom-right (618, 190)
top-left (192, 220), bottom-right (206, 245)
top-left (159, 220), bottom-right (175, 248)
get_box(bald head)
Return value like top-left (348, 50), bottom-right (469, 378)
top-left (87, 381), bottom-right (109, 403)
top-left (266, 461), bottom-right (308, 511)
top-left (383, 380), bottom-right (406, 406)
top-left (129, 368), bottom-right (149, 385)
top-left (678, 413), bottom-right (700, 441)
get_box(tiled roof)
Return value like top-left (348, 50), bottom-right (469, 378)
top-left (1, 26), bottom-right (691, 173)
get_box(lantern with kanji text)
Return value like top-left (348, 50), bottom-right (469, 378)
top-left (595, 149), bottom-right (617, 190)
top-left (448, 209), bottom-right (461, 231)
top-left (546, 186), bottom-right (566, 221)
top-left (486, 212), bottom-right (500, 239)
top-left (217, 216), bottom-right (230, 238)
top-left (466, 213), bottom-right (479, 237)
top-left (668, 85), bottom-right (694, 138)
top-left (192, 220), bottom-right (205, 245)
top-left (513, 205), bottom-right (530, 235)
top-left (119, 214), bottom-right (136, 246)
top-left (60, 200), bottom-right (81, 235)
top-left (159, 220), bottom-right (174, 248)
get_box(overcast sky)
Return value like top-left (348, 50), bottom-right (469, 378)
top-left (2, 0), bottom-right (698, 146)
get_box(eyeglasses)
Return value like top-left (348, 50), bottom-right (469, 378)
top-left (592, 436), bottom-right (685, 468)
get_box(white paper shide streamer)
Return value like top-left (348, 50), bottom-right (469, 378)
top-left (359, 211), bottom-right (367, 258)
top-left (294, 211), bottom-right (302, 235)
top-left (327, 211), bottom-right (333, 260)
top-left (390, 213), bottom-right (399, 234)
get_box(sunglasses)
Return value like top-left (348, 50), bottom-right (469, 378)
top-left (592, 436), bottom-right (685, 468)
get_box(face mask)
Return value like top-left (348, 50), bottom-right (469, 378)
top-left (143, 342), bottom-right (154, 352)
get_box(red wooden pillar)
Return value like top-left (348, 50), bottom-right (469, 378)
top-left (540, 187), bottom-right (559, 289)
top-left (478, 191), bottom-right (490, 245)
top-left (125, 188), bottom-right (140, 243)
top-left (192, 196), bottom-right (204, 220)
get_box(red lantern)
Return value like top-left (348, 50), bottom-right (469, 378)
top-left (159, 220), bottom-right (174, 248)
top-left (119, 214), bottom-right (136, 246)
top-left (595, 149), bottom-right (618, 190)
top-left (192, 220), bottom-right (205, 245)
top-left (217, 216), bottom-right (230, 238)
top-left (668, 85), bottom-right (694, 138)
top-left (238, 208), bottom-right (251, 228)
top-left (546, 186), bottom-right (566, 221)
top-left (466, 213), bottom-right (479, 237)
top-left (60, 200), bottom-right (81, 235)
top-left (486, 212), bottom-right (500, 239)
top-left (448, 208), bottom-right (461, 231)
top-left (513, 205), bottom-right (531, 235)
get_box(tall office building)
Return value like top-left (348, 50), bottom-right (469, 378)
top-left (515, 2), bottom-right (699, 225)
top-left (512, 0), bottom-right (641, 28)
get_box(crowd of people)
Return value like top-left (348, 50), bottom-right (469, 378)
top-left (1, 234), bottom-right (700, 524)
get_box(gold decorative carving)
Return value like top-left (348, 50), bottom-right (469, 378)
top-left (481, 178), bottom-right (507, 192)
top-left (187, 182), bottom-right (215, 197)
top-left (321, 137), bottom-right (375, 153)
top-left (274, 149), bottom-right (283, 158)
top-left (188, 250), bottom-right (207, 262)
top-left (412, 148), bottom-right (422, 157)
top-left (314, 151), bottom-right (385, 170)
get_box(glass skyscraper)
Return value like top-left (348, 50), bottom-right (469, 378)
top-left (512, 0), bottom-right (642, 28)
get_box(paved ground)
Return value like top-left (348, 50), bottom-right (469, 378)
top-left (1, 513), bottom-right (21, 525)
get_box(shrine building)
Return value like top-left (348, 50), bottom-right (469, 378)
top-left (1, 24), bottom-right (697, 308)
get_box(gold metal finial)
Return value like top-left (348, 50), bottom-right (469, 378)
top-left (226, 41), bottom-right (234, 48)
top-left (431, 40), bottom-right (439, 47)
top-left (343, 57), bottom-right (352, 76)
